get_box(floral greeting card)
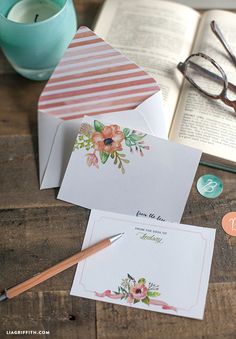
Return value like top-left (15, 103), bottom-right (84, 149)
top-left (58, 119), bottom-right (201, 222)
top-left (71, 210), bottom-right (216, 320)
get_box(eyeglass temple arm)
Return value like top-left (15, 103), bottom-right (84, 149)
top-left (211, 21), bottom-right (236, 68)
top-left (178, 61), bottom-right (236, 93)
top-left (192, 62), bottom-right (236, 113)
top-left (222, 97), bottom-right (236, 113)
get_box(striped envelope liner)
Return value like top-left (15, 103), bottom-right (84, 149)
top-left (38, 26), bottom-right (162, 189)
top-left (38, 26), bottom-right (160, 120)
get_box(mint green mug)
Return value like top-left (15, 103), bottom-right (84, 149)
top-left (0, 0), bottom-right (77, 80)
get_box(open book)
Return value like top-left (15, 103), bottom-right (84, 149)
top-left (94, 0), bottom-right (236, 172)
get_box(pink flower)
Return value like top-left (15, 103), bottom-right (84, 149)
top-left (92, 125), bottom-right (124, 153)
top-left (130, 283), bottom-right (148, 300)
top-left (86, 153), bottom-right (99, 168)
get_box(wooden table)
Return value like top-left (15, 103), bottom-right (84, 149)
top-left (0, 1), bottom-right (235, 338)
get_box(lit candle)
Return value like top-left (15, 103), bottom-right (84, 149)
top-left (7, 0), bottom-right (61, 24)
top-left (0, 0), bottom-right (77, 80)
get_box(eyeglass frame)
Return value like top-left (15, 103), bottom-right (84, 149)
top-left (177, 21), bottom-right (236, 113)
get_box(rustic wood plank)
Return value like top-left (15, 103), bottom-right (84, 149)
top-left (96, 282), bottom-right (236, 339)
top-left (0, 206), bottom-right (94, 339)
top-left (75, 0), bottom-right (104, 28)
top-left (0, 0), bottom-right (236, 338)
top-left (0, 291), bottom-right (96, 339)
top-left (0, 74), bottom-right (45, 136)
top-left (0, 50), bottom-right (14, 75)
top-left (0, 206), bottom-right (89, 289)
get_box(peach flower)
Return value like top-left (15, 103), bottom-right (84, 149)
top-left (92, 125), bottom-right (124, 153)
top-left (130, 283), bottom-right (148, 300)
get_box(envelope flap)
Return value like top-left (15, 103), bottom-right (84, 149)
top-left (38, 111), bottom-right (61, 185)
top-left (38, 26), bottom-right (160, 122)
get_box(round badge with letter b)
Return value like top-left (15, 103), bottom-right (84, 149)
top-left (196, 174), bottom-right (223, 199)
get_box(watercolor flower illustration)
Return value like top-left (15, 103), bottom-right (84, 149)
top-left (73, 121), bottom-right (150, 174)
top-left (95, 274), bottom-right (177, 311)
top-left (130, 282), bottom-right (148, 301)
top-left (92, 125), bottom-right (124, 153)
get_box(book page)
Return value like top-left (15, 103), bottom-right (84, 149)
top-left (170, 10), bottom-right (236, 163)
top-left (94, 0), bottom-right (200, 132)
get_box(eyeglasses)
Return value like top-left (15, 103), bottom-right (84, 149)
top-left (177, 21), bottom-right (236, 114)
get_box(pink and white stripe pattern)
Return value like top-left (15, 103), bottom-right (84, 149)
top-left (39, 26), bottom-right (160, 121)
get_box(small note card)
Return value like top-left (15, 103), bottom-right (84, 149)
top-left (58, 119), bottom-right (201, 223)
top-left (71, 210), bottom-right (216, 320)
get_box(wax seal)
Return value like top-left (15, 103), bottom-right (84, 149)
top-left (196, 174), bottom-right (223, 199)
top-left (222, 212), bottom-right (236, 237)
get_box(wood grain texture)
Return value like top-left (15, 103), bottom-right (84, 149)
top-left (0, 74), bottom-right (45, 136)
top-left (0, 0), bottom-right (235, 338)
top-left (0, 207), bottom-right (92, 339)
top-left (0, 291), bottom-right (96, 339)
top-left (0, 136), bottom-right (66, 209)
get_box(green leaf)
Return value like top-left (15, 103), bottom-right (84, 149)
top-left (94, 120), bottom-right (104, 133)
top-left (130, 133), bottom-right (146, 142)
top-left (141, 297), bottom-right (150, 305)
top-left (138, 278), bottom-right (146, 284)
top-left (120, 287), bottom-right (128, 294)
top-left (122, 159), bottom-right (130, 164)
top-left (125, 139), bottom-right (133, 147)
top-left (99, 151), bottom-right (109, 164)
top-left (110, 152), bottom-right (115, 159)
top-left (147, 291), bottom-right (160, 297)
top-left (123, 128), bottom-right (131, 137)
top-left (133, 299), bottom-right (140, 304)
top-left (127, 273), bottom-right (134, 281)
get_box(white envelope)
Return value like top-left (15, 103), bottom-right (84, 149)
top-left (38, 26), bottom-right (166, 189)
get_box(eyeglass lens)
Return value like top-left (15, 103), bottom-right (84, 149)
top-left (185, 55), bottom-right (225, 97)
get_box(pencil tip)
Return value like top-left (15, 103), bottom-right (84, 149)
top-left (110, 233), bottom-right (124, 243)
top-left (0, 293), bottom-right (7, 302)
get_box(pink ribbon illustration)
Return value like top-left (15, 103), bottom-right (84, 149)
top-left (95, 290), bottom-right (177, 312)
